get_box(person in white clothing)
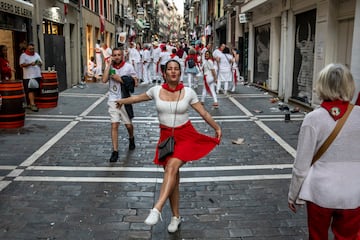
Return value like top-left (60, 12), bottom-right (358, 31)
top-left (212, 43), bottom-right (225, 75)
top-left (151, 41), bottom-right (161, 83)
top-left (115, 59), bottom-right (221, 233)
top-left (216, 47), bottom-right (233, 94)
top-left (288, 63), bottom-right (360, 240)
top-left (95, 40), bottom-right (103, 76)
top-left (158, 45), bottom-right (171, 81)
top-left (230, 48), bottom-right (242, 92)
top-left (201, 50), bottom-right (218, 108)
top-left (101, 43), bottom-right (112, 63)
top-left (128, 42), bottom-right (142, 81)
top-left (135, 42), bottom-right (143, 81)
top-left (142, 44), bottom-right (151, 84)
top-left (19, 43), bottom-right (43, 112)
top-left (102, 48), bottom-right (139, 162)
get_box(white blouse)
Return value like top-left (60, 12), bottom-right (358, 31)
top-left (146, 86), bottom-right (199, 127)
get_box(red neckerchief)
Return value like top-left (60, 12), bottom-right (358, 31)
top-left (170, 53), bottom-right (176, 58)
top-left (25, 50), bottom-right (34, 56)
top-left (321, 100), bottom-right (349, 121)
top-left (112, 61), bottom-right (125, 69)
top-left (356, 92), bottom-right (360, 106)
top-left (162, 83), bottom-right (184, 92)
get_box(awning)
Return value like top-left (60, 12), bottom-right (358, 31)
top-left (241, 0), bottom-right (268, 13)
top-left (0, 0), bottom-right (33, 18)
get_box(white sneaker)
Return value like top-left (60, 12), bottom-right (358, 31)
top-left (167, 216), bottom-right (182, 233)
top-left (144, 208), bottom-right (162, 226)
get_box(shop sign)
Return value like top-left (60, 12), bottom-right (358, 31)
top-left (43, 7), bottom-right (65, 24)
top-left (0, 0), bottom-right (33, 18)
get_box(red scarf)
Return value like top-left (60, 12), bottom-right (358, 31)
top-left (321, 100), bottom-right (349, 121)
top-left (162, 83), bottom-right (184, 92)
top-left (25, 49), bottom-right (34, 56)
top-left (203, 75), bottom-right (212, 96)
top-left (112, 61), bottom-right (125, 69)
top-left (233, 69), bottom-right (237, 86)
top-left (170, 53), bottom-right (176, 58)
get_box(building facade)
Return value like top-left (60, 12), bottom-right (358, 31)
top-left (186, 0), bottom-right (360, 107)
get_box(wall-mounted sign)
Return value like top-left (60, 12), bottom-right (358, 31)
top-left (0, 0), bottom-right (33, 18)
top-left (43, 7), bottom-right (65, 24)
top-left (239, 13), bottom-right (251, 23)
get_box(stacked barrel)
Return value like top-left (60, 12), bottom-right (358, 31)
top-left (35, 71), bottom-right (59, 108)
top-left (0, 71), bottom-right (59, 129)
top-left (0, 81), bottom-right (26, 128)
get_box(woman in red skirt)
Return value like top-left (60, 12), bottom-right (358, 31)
top-left (116, 59), bottom-right (222, 233)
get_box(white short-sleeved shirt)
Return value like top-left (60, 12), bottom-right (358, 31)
top-left (152, 47), bottom-right (161, 62)
top-left (203, 59), bottom-right (215, 76)
top-left (146, 86), bottom-right (199, 127)
top-left (107, 62), bottom-right (137, 101)
top-left (143, 49), bottom-right (151, 62)
top-left (19, 52), bottom-right (42, 79)
top-left (159, 51), bottom-right (171, 65)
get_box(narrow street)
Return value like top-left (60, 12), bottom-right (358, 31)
top-left (0, 82), bottom-right (308, 240)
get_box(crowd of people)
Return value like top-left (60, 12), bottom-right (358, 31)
top-left (96, 40), bottom-right (244, 108)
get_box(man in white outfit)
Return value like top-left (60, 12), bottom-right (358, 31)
top-left (151, 41), bottom-right (161, 83)
top-left (142, 44), bottom-right (151, 84)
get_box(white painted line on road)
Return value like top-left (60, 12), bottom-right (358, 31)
top-left (0, 181), bottom-right (12, 191)
top-left (228, 96), bottom-right (297, 158)
top-left (19, 95), bottom-right (107, 168)
top-left (14, 174), bottom-right (292, 183)
top-left (7, 169), bottom-right (24, 177)
top-left (79, 95), bottom-right (107, 117)
top-left (0, 166), bottom-right (17, 170)
top-left (26, 164), bottom-right (293, 172)
top-left (19, 121), bottom-right (79, 167)
top-left (25, 118), bottom-right (73, 122)
top-left (25, 114), bottom-right (76, 118)
top-left (255, 120), bottom-right (297, 158)
top-left (228, 96), bottom-right (254, 116)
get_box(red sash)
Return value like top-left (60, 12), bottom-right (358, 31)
top-left (203, 75), bottom-right (212, 96)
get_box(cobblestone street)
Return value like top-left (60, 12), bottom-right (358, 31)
top-left (0, 82), bottom-right (308, 240)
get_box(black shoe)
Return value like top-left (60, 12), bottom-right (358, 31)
top-left (129, 137), bottom-right (135, 150)
top-left (109, 151), bottom-right (118, 162)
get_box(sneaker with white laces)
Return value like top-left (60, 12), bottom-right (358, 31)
top-left (144, 208), bottom-right (162, 226)
top-left (167, 216), bottom-right (182, 233)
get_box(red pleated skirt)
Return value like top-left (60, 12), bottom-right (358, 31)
top-left (153, 120), bottom-right (220, 166)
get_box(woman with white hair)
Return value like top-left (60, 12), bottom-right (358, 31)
top-left (288, 63), bottom-right (360, 240)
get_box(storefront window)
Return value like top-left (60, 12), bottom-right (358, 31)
top-left (42, 20), bottom-right (63, 35)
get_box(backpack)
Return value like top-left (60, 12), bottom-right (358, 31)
top-left (187, 58), bottom-right (195, 68)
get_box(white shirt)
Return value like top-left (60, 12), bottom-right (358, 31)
top-left (142, 49), bottom-right (151, 62)
top-left (19, 52), bottom-right (42, 79)
top-left (102, 47), bottom-right (112, 60)
top-left (152, 47), bottom-right (161, 63)
top-left (129, 48), bottom-right (141, 63)
top-left (203, 59), bottom-right (215, 76)
top-left (107, 62), bottom-right (137, 102)
top-left (288, 105), bottom-right (360, 209)
top-left (159, 51), bottom-right (171, 65)
top-left (146, 86), bottom-right (198, 127)
top-left (218, 53), bottom-right (232, 72)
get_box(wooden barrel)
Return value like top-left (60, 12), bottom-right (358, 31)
top-left (36, 71), bottom-right (59, 108)
top-left (0, 81), bottom-right (26, 128)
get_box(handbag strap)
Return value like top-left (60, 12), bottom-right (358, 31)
top-left (311, 104), bottom-right (354, 165)
top-left (171, 89), bottom-right (182, 136)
